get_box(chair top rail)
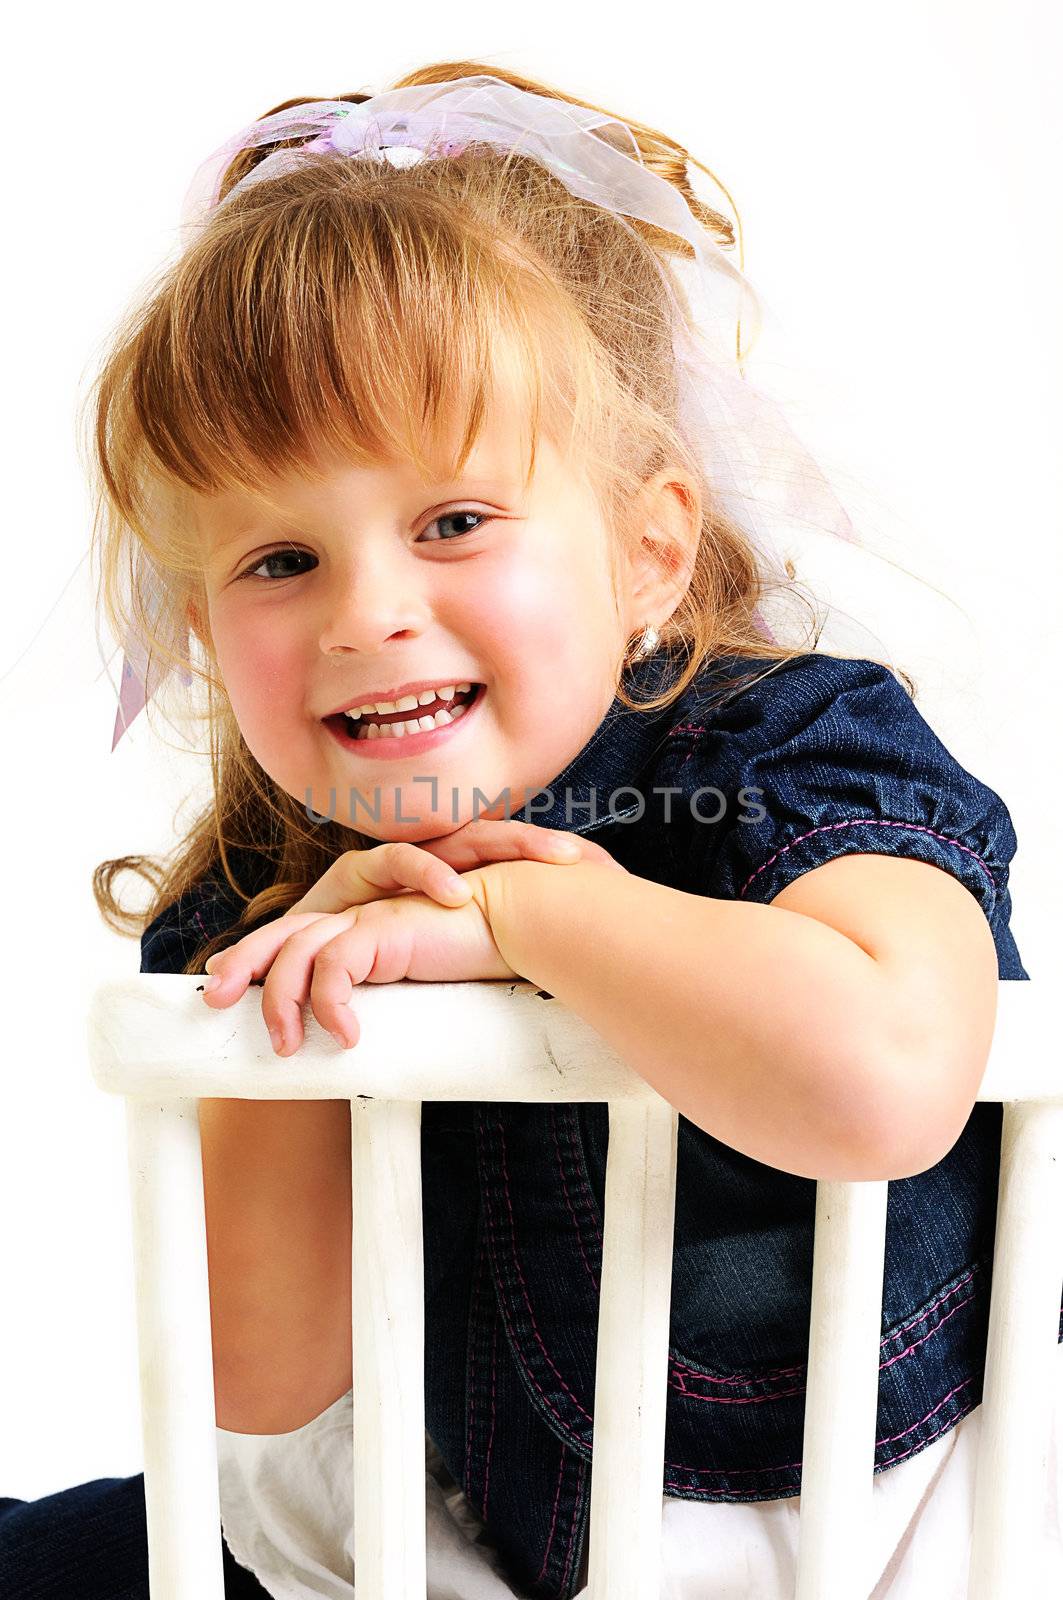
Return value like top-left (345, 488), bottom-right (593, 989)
top-left (88, 973), bottom-right (1054, 1104)
top-left (88, 974), bottom-right (662, 1103)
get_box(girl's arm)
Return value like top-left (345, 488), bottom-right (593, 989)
top-left (482, 852), bottom-right (999, 1183)
top-left (199, 1098), bottom-right (353, 1435)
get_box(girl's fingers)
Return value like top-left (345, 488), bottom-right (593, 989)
top-left (358, 842), bottom-right (475, 906)
top-left (425, 822), bottom-right (626, 876)
top-left (199, 829), bottom-right (624, 1033)
top-left (201, 911), bottom-right (337, 1000)
top-left (247, 911), bottom-right (363, 1055)
top-left (276, 829), bottom-right (600, 929)
top-left (201, 906), bottom-right (365, 1054)
top-left (304, 937), bottom-right (377, 1051)
top-left (291, 842), bottom-right (472, 915)
top-left (417, 820), bottom-right (584, 872)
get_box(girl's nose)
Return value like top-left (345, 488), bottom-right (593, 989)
top-left (317, 563), bottom-right (430, 656)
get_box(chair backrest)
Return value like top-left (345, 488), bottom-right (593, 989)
top-left (87, 975), bottom-right (1060, 1600)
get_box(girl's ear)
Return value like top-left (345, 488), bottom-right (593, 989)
top-left (626, 472), bottom-right (700, 625)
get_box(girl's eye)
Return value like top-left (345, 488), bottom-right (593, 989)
top-left (239, 512), bottom-right (488, 581)
top-left (241, 549), bottom-right (316, 581)
top-left (418, 510), bottom-right (489, 544)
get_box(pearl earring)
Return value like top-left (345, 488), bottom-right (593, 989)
top-left (630, 624), bottom-right (660, 660)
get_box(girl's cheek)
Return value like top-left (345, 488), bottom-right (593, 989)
top-left (214, 624), bottom-right (304, 737)
top-left (475, 566), bottom-right (566, 655)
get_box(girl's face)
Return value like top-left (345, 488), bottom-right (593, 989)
top-left (196, 391), bottom-right (669, 841)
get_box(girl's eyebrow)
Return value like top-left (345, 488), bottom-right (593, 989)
top-left (205, 521), bottom-right (278, 556)
top-left (396, 473), bottom-right (529, 498)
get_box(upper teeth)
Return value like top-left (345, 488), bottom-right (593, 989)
top-left (342, 683), bottom-right (473, 720)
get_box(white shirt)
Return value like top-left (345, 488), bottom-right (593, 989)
top-left (216, 1341), bottom-right (1063, 1599)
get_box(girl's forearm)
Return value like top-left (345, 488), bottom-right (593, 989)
top-left (198, 1097), bottom-right (353, 1434)
top-left (484, 859), bottom-right (908, 1183)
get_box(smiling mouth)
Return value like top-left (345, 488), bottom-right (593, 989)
top-left (323, 684), bottom-right (483, 741)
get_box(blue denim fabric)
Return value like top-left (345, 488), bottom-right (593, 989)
top-left (131, 648), bottom-right (1042, 1600)
top-left (0, 1476), bottom-right (270, 1597)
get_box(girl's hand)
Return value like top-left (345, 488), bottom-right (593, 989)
top-left (200, 867), bottom-right (517, 1055)
top-left (198, 823), bottom-right (626, 1053)
top-left (411, 816), bottom-right (624, 880)
top-left (283, 819), bottom-right (622, 918)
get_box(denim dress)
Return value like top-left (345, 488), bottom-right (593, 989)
top-left (140, 647), bottom-right (1046, 1600)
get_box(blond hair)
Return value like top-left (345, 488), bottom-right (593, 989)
top-left (85, 58), bottom-right (915, 972)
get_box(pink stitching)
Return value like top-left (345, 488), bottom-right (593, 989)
top-left (493, 1115), bottom-right (596, 1425)
top-left (670, 1359), bottom-right (804, 1387)
top-left (483, 1314), bottom-right (498, 1522)
top-left (667, 1290), bottom-right (973, 1407)
top-left (671, 721), bottom-right (707, 771)
top-left (664, 1456), bottom-right (805, 1481)
top-left (670, 1376), bottom-right (806, 1406)
top-left (672, 1363), bottom-right (806, 1388)
top-left (568, 1116), bottom-right (604, 1253)
top-left (484, 1117), bottom-right (991, 1482)
top-left (661, 1377), bottom-right (978, 1482)
top-left (485, 1221), bottom-right (983, 1467)
top-left (879, 1290), bottom-right (975, 1371)
top-left (552, 1113), bottom-right (600, 1295)
top-left (464, 1246), bottom-right (484, 1495)
top-left (884, 1266), bottom-right (979, 1344)
top-left (484, 1214), bottom-right (986, 1477)
top-left (667, 1269), bottom-right (981, 1393)
top-left (875, 1376), bottom-right (974, 1452)
top-left (877, 1382), bottom-right (976, 1467)
top-left (536, 1447), bottom-right (567, 1584)
top-left (482, 1252), bottom-right (978, 1480)
top-left (194, 907), bottom-right (209, 939)
top-left (480, 1202), bottom-right (586, 1450)
top-left (739, 818), bottom-right (997, 900)
top-left (485, 1166), bottom-right (802, 1453)
top-left (561, 1457), bottom-right (588, 1595)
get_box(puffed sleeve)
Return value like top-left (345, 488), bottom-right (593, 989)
top-left (675, 653), bottom-right (1028, 979)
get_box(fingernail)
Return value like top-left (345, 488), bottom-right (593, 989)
top-left (202, 974), bottom-right (221, 992)
top-left (268, 1027), bottom-right (284, 1053)
top-left (445, 874), bottom-right (469, 896)
top-left (330, 1030), bottom-right (348, 1049)
top-left (550, 840), bottom-right (580, 856)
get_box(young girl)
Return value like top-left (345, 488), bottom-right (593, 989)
top-left (3, 60), bottom-right (1059, 1600)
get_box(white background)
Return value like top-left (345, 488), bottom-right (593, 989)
top-left (1, 0), bottom-right (1059, 1496)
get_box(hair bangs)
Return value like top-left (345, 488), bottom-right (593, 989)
top-left (122, 179), bottom-right (598, 515)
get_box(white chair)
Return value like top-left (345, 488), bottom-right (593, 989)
top-left (86, 975), bottom-right (1061, 1600)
